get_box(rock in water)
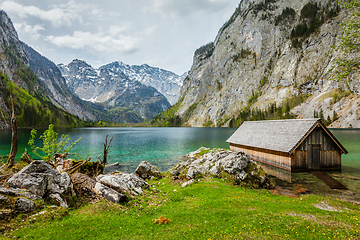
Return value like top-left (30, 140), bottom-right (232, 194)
top-left (135, 161), bottom-right (162, 180)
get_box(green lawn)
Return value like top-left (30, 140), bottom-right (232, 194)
top-left (5, 177), bottom-right (360, 239)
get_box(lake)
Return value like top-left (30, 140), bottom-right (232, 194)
top-left (0, 127), bottom-right (359, 176)
top-left (0, 127), bottom-right (235, 172)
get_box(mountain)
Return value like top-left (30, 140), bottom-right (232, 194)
top-left (58, 60), bottom-right (171, 122)
top-left (59, 61), bottom-right (184, 105)
top-left (101, 61), bottom-right (185, 105)
top-left (164, 0), bottom-right (360, 128)
top-left (23, 44), bottom-right (98, 122)
top-left (0, 10), bottom-right (83, 129)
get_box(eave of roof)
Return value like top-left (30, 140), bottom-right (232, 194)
top-left (227, 119), bottom-right (348, 154)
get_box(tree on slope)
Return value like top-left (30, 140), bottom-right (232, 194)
top-left (331, 0), bottom-right (360, 90)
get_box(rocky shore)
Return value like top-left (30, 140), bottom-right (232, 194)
top-left (0, 147), bottom-right (273, 226)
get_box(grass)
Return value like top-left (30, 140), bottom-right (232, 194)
top-left (3, 177), bottom-right (360, 240)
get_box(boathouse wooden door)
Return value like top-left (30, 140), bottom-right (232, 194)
top-left (308, 144), bottom-right (321, 169)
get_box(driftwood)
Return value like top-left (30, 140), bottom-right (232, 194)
top-left (66, 157), bottom-right (91, 175)
top-left (20, 148), bottom-right (33, 164)
top-left (7, 93), bottom-right (18, 167)
top-left (0, 174), bottom-right (13, 182)
top-left (99, 135), bottom-right (113, 165)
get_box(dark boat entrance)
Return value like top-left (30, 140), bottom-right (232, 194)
top-left (308, 144), bottom-right (321, 169)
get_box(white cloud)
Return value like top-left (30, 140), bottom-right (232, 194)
top-left (45, 30), bottom-right (139, 54)
top-left (0, 1), bottom-right (96, 27)
top-left (13, 22), bottom-right (45, 39)
top-left (108, 24), bottom-right (132, 37)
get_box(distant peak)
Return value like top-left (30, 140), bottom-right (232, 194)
top-left (69, 59), bottom-right (92, 68)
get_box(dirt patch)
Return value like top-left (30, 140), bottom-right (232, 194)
top-left (313, 201), bottom-right (350, 212)
top-left (269, 184), bottom-right (308, 198)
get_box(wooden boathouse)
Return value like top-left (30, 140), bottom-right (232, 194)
top-left (227, 119), bottom-right (348, 172)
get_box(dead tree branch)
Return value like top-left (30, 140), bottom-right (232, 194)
top-left (99, 135), bottom-right (113, 165)
top-left (7, 93), bottom-right (17, 167)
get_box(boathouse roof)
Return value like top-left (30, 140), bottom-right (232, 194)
top-left (226, 119), bottom-right (347, 154)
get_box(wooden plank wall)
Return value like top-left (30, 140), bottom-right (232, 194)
top-left (294, 127), bottom-right (341, 170)
top-left (230, 144), bottom-right (292, 171)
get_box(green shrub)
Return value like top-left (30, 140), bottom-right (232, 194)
top-left (28, 124), bottom-right (81, 161)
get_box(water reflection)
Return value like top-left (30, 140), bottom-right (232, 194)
top-left (256, 162), bottom-right (293, 182)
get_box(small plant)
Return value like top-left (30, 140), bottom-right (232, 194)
top-left (28, 124), bottom-right (81, 161)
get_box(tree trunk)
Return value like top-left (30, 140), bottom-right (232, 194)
top-left (7, 94), bottom-right (18, 167)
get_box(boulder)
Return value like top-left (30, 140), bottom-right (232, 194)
top-left (209, 164), bottom-right (221, 176)
top-left (0, 187), bottom-right (41, 200)
top-left (71, 173), bottom-right (97, 197)
top-left (15, 198), bottom-right (35, 212)
top-left (93, 182), bottom-right (128, 203)
top-left (186, 167), bottom-right (200, 180)
top-left (104, 162), bottom-right (120, 174)
top-left (97, 172), bottom-right (149, 196)
top-left (182, 179), bottom-right (195, 188)
top-left (218, 152), bottom-right (249, 179)
top-left (7, 173), bottom-right (52, 197)
top-left (135, 161), bottom-right (162, 180)
top-left (71, 173), bottom-right (128, 203)
top-left (7, 161), bottom-right (70, 197)
top-left (171, 148), bottom-right (274, 188)
top-left (49, 193), bottom-right (68, 208)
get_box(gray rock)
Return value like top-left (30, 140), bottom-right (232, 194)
top-left (49, 193), bottom-right (68, 208)
top-left (218, 152), bottom-right (249, 176)
top-left (209, 164), bottom-right (221, 176)
top-left (8, 173), bottom-right (53, 197)
top-left (171, 170), bottom-right (180, 177)
top-left (182, 179), bottom-right (195, 188)
top-left (186, 167), bottom-right (200, 180)
top-left (97, 172), bottom-right (149, 196)
top-left (104, 162), bottom-right (120, 173)
top-left (233, 170), bottom-right (248, 180)
top-left (0, 187), bottom-right (41, 200)
top-left (135, 161), bottom-right (161, 180)
top-left (15, 198), bottom-right (35, 212)
top-left (170, 170), bottom-right (180, 180)
top-left (7, 161), bottom-right (70, 197)
top-left (93, 182), bottom-right (128, 203)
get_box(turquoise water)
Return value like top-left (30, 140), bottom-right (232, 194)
top-left (0, 127), bottom-right (235, 172)
top-left (0, 127), bottom-right (359, 175)
top-left (331, 129), bottom-right (360, 177)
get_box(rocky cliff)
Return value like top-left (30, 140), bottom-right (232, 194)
top-left (23, 44), bottom-right (98, 122)
top-left (0, 11), bottom-right (82, 128)
top-left (174, 0), bottom-right (360, 128)
top-left (58, 60), bottom-right (171, 122)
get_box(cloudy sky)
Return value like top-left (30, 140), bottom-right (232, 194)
top-left (0, 0), bottom-right (240, 75)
